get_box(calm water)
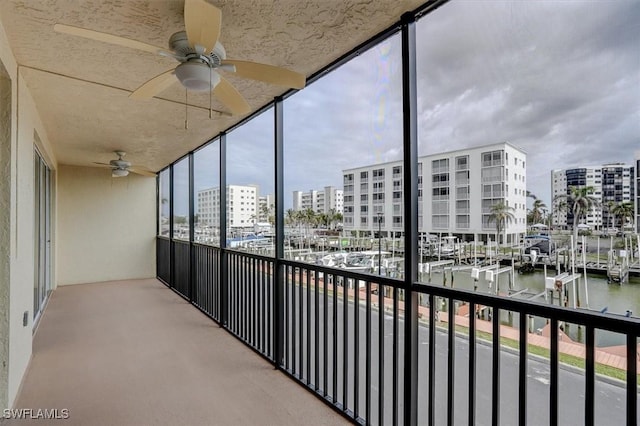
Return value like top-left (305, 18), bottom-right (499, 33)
top-left (420, 267), bottom-right (640, 347)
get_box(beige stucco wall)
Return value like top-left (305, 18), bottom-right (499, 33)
top-left (57, 165), bottom-right (156, 286)
top-left (0, 42), bottom-right (12, 413)
top-left (0, 18), bottom-right (58, 409)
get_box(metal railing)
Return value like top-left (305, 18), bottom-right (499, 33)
top-left (157, 237), bottom-right (640, 425)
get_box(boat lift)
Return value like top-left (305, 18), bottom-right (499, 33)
top-left (471, 263), bottom-right (514, 293)
top-left (419, 260), bottom-right (455, 286)
top-left (545, 272), bottom-right (582, 308)
top-left (607, 249), bottom-right (630, 284)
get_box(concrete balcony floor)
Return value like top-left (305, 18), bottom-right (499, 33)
top-left (8, 279), bottom-right (347, 426)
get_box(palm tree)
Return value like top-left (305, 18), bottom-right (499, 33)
top-left (611, 201), bottom-right (634, 234)
top-left (325, 208), bottom-right (343, 230)
top-left (552, 199), bottom-right (567, 229)
top-left (488, 201), bottom-right (515, 246)
top-left (529, 198), bottom-right (547, 226)
top-left (331, 211), bottom-right (343, 230)
top-left (302, 208), bottom-right (317, 232)
top-left (603, 201), bottom-right (616, 231)
top-left (553, 185), bottom-right (600, 247)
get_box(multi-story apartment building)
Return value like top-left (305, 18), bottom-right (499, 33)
top-left (258, 194), bottom-right (274, 222)
top-left (636, 153), bottom-right (640, 233)
top-left (551, 163), bottom-right (635, 230)
top-left (292, 186), bottom-right (343, 215)
top-left (343, 142), bottom-right (527, 244)
top-left (197, 184), bottom-right (259, 230)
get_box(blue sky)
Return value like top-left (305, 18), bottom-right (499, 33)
top-left (168, 0), bottom-right (640, 216)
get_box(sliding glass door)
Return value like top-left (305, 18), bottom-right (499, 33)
top-left (34, 149), bottom-right (51, 322)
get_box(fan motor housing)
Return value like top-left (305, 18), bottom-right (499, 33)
top-left (169, 31), bottom-right (225, 67)
top-left (175, 62), bottom-right (221, 91)
top-left (110, 159), bottom-right (131, 168)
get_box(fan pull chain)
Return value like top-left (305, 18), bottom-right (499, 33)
top-left (184, 89), bottom-right (188, 130)
top-left (209, 67), bottom-right (213, 119)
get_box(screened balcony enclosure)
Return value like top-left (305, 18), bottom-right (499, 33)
top-left (1, 0), bottom-right (639, 425)
top-left (156, 2), bottom-right (640, 425)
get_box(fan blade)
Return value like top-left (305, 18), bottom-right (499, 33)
top-left (93, 162), bottom-right (114, 168)
top-left (184, 0), bottom-right (221, 54)
top-left (129, 167), bottom-right (157, 177)
top-left (130, 70), bottom-right (178, 99)
top-left (54, 24), bottom-right (163, 55)
top-left (221, 60), bottom-right (306, 89)
top-left (213, 76), bottom-right (251, 115)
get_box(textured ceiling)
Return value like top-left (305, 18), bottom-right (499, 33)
top-left (0, 0), bottom-right (428, 172)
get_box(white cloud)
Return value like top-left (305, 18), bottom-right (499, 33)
top-left (177, 1), bottom-right (639, 212)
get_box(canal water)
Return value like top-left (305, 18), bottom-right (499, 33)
top-left (421, 267), bottom-right (640, 347)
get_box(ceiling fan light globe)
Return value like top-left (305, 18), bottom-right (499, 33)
top-left (175, 62), bottom-right (220, 92)
top-left (112, 168), bottom-right (129, 177)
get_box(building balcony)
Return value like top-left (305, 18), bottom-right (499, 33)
top-left (14, 237), bottom-right (634, 426)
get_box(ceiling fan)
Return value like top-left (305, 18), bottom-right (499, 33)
top-left (94, 151), bottom-right (156, 178)
top-left (53, 0), bottom-right (306, 115)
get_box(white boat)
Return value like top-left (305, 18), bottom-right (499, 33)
top-left (319, 251), bottom-right (349, 267)
top-left (339, 250), bottom-right (391, 273)
top-left (439, 236), bottom-right (460, 257)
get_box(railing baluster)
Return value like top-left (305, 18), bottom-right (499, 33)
top-left (550, 318), bottom-right (558, 426)
top-left (585, 326), bottom-right (595, 426)
top-left (519, 312), bottom-right (527, 426)
top-left (393, 287), bottom-right (399, 426)
top-left (627, 333), bottom-right (637, 425)
top-left (366, 281), bottom-right (371, 424)
top-left (492, 307), bottom-right (500, 426)
top-left (240, 254), bottom-right (244, 338)
top-left (354, 278), bottom-right (360, 419)
top-left (285, 265), bottom-right (290, 369)
top-left (468, 301), bottom-right (476, 426)
top-left (379, 284), bottom-right (385, 426)
top-left (323, 270), bottom-right (328, 396)
top-left (235, 254), bottom-right (240, 336)
top-left (245, 256), bottom-right (249, 340)
top-left (253, 257), bottom-right (257, 347)
top-left (306, 268), bottom-right (311, 386)
top-left (428, 293), bottom-right (435, 426)
top-left (316, 270), bottom-right (321, 392)
top-left (260, 259), bottom-right (265, 353)
top-left (343, 275), bottom-right (349, 411)
top-left (299, 266), bottom-right (304, 380)
top-left (249, 257), bottom-right (252, 342)
top-left (230, 255), bottom-right (235, 331)
top-left (267, 261), bottom-right (272, 358)
top-left (253, 258), bottom-right (258, 349)
top-left (214, 249), bottom-right (218, 318)
top-left (332, 273), bottom-right (338, 401)
top-left (447, 298), bottom-right (455, 426)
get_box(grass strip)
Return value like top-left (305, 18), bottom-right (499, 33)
top-left (451, 324), bottom-right (637, 382)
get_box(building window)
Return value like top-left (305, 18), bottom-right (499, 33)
top-left (456, 155), bottom-right (469, 171)
top-left (432, 215), bottom-right (449, 229)
top-left (433, 187), bottom-right (450, 200)
top-left (432, 158), bottom-right (449, 173)
top-left (456, 215), bottom-right (470, 228)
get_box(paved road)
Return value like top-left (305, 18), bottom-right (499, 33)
top-left (281, 285), bottom-right (635, 425)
